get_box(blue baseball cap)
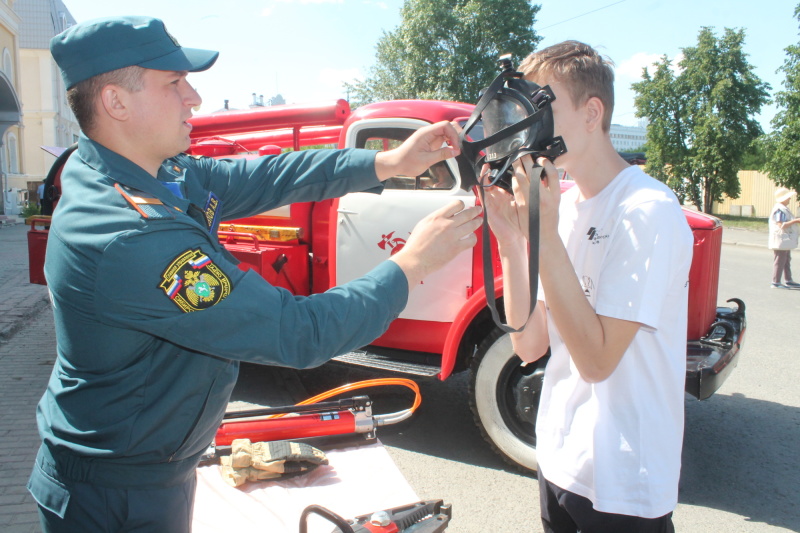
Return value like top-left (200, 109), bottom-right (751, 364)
top-left (51, 16), bottom-right (219, 90)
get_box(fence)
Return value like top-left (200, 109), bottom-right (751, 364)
top-left (711, 170), bottom-right (798, 218)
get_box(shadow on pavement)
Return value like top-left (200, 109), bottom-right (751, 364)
top-left (681, 392), bottom-right (800, 531)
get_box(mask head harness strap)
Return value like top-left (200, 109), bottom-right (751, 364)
top-left (457, 55), bottom-right (568, 333)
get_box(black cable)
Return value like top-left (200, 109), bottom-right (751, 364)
top-left (298, 504), bottom-right (355, 533)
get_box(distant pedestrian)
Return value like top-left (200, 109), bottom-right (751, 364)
top-left (36, 181), bottom-right (45, 209)
top-left (768, 187), bottom-right (800, 289)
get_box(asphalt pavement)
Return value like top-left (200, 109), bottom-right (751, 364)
top-left (0, 220), bottom-right (772, 532)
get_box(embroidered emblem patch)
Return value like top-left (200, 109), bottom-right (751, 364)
top-left (159, 249), bottom-right (231, 312)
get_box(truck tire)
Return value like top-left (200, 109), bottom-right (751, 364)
top-left (468, 327), bottom-right (548, 474)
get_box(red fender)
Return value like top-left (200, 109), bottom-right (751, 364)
top-left (438, 276), bottom-right (504, 380)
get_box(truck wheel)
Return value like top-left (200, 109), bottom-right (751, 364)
top-left (469, 328), bottom-right (548, 474)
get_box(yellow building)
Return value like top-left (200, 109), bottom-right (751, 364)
top-left (14, 0), bottom-right (79, 208)
top-left (712, 170), bottom-right (799, 219)
top-left (0, 0), bottom-right (22, 216)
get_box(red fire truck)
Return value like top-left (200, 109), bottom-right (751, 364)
top-left (31, 98), bottom-right (745, 473)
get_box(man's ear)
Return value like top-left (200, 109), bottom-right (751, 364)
top-left (585, 96), bottom-right (604, 133)
top-left (99, 85), bottom-right (130, 122)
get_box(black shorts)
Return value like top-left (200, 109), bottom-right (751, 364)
top-left (538, 474), bottom-right (675, 533)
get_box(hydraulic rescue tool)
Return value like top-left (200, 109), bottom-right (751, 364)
top-left (300, 500), bottom-right (452, 533)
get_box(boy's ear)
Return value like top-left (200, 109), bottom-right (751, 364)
top-left (585, 96), bottom-right (604, 132)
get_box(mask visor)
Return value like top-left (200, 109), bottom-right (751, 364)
top-left (482, 93), bottom-right (533, 162)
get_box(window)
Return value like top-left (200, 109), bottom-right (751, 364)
top-left (355, 127), bottom-right (456, 191)
top-left (2, 48), bottom-right (13, 82)
top-left (5, 132), bottom-right (18, 174)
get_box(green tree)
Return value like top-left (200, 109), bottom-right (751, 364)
top-left (346, 0), bottom-right (541, 106)
top-left (740, 139), bottom-right (768, 171)
top-left (633, 56), bottom-right (695, 205)
top-left (761, 4), bottom-right (800, 191)
top-left (633, 27), bottom-right (770, 213)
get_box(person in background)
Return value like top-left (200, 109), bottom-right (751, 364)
top-left (768, 186), bottom-right (800, 289)
top-left (36, 181), bottom-right (45, 209)
top-left (484, 41), bottom-right (692, 532)
top-left (28, 15), bottom-right (481, 533)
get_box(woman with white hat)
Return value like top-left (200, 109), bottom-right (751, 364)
top-left (768, 186), bottom-right (800, 289)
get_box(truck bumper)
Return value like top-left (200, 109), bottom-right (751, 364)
top-left (685, 298), bottom-right (746, 400)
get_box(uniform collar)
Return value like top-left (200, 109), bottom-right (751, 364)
top-left (77, 134), bottom-right (191, 212)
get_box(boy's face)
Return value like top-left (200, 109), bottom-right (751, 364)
top-left (527, 75), bottom-right (587, 172)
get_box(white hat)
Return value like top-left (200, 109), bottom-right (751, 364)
top-left (775, 187), bottom-right (797, 203)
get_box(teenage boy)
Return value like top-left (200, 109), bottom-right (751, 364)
top-left (484, 41), bottom-right (693, 532)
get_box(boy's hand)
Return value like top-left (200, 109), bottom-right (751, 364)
top-left (484, 160), bottom-right (530, 246)
top-left (536, 156), bottom-right (561, 240)
top-left (389, 200), bottom-right (482, 289)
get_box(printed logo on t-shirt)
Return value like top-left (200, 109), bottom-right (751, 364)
top-left (581, 276), bottom-right (594, 299)
top-left (586, 226), bottom-right (609, 245)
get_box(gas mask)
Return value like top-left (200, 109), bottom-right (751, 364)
top-left (457, 55), bottom-right (568, 333)
top-left (458, 55), bottom-right (567, 193)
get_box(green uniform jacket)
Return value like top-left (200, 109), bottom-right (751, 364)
top-left (29, 135), bottom-right (409, 515)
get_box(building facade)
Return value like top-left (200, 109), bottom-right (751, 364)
top-left (0, 0), bottom-right (22, 216)
top-left (15, 0), bottom-right (78, 206)
top-left (609, 123), bottom-right (646, 153)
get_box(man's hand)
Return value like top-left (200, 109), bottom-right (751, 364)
top-left (374, 121), bottom-right (461, 182)
top-left (390, 200), bottom-right (482, 289)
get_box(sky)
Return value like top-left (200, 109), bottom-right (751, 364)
top-left (59, 0), bottom-right (798, 131)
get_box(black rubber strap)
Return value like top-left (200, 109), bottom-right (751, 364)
top-left (478, 168), bottom-right (539, 333)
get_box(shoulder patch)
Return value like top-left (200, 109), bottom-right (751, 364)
top-left (159, 249), bottom-right (232, 312)
top-left (115, 184), bottom-right (175, 220)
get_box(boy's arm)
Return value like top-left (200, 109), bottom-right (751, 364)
top-left (538, 230), bottom-right (641, 382)
top-left (497, 236), bottom-right (549, 363)
top-left (537, 159), bottom-right (640, 383)
top-left (483, 161), bottom-right (549, 362)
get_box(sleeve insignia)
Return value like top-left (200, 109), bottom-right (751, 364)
top-left (159, 249), bottom-right (232, 312)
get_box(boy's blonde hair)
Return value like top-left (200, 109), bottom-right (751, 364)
top-left (519, 41), bottom-right (615, 132)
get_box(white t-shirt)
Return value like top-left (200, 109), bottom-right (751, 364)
top-left (536, 165), bottom-right (694, 518)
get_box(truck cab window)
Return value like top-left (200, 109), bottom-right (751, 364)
top-left (356, 127), bottom-right (456, 191)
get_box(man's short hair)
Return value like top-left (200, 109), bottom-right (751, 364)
top-left (67, 66), bottom-right (145, 134)
top-left (519, 41), bottom-right (615, 132)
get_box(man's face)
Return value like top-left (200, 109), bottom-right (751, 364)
top-left (125, 69), bottom-right (202, 162)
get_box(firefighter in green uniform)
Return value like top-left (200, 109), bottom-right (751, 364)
top-left (28, 16), bottom-right (481, 533)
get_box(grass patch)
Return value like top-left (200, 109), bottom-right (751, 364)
top-left (714, 214), bottom-right (768, 231)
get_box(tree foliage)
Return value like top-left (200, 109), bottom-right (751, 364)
top-left (345, 0), bottom-right (541, 106)
top-left (633, 27), bottom-right (770, 213)
top-left (761, 3), bottom-right (800, 192)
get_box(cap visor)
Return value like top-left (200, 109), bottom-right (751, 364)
top-left (138, 47), bottom-right (219, 73)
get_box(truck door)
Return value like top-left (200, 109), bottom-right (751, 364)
top-left (336, 119), bottom-right (476, 322)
